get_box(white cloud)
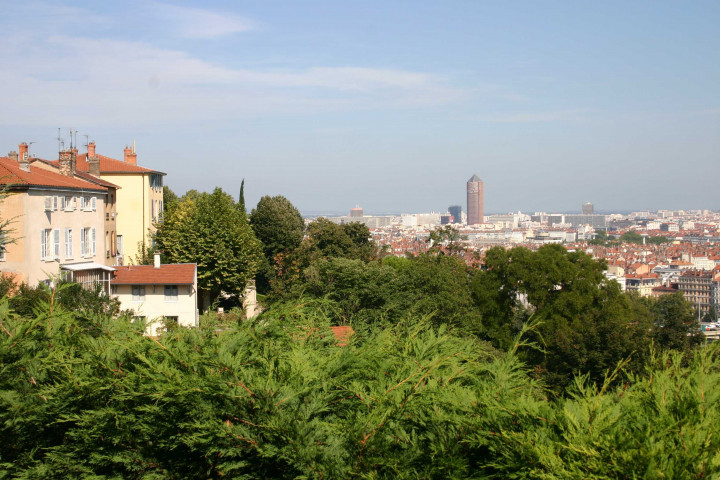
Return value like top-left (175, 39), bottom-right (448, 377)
top-left (0, 32), bottom-right (471, 127)
top-left (148, 2), bottom-right (256, 38)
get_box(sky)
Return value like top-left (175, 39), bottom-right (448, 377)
top-left (0, 1), bottom-right (718, 215)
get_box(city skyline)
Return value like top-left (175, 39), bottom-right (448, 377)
top-left (1, 1), bottom-right (718, 213)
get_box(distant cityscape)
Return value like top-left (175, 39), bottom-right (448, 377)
top-left (313, 174), bottom-right (720, 322)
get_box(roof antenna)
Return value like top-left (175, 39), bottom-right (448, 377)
top-left (57, 128), bottom-right (64, 151)
top-left (132, 139), bottom-right (136, 153)
top-left (28, 141), bottom-right (36, 158)
top-left (84, 134), bottom-right (89, 152)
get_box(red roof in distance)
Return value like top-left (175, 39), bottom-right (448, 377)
top-left (0, 157), bottom-right (108, 192)
top-left (111, 264), bottom-right (196, 285)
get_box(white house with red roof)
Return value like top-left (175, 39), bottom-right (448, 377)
top-left (0, 145), bottom-right (111, 286)
top-left (111, 254), bottom-right (198, 336)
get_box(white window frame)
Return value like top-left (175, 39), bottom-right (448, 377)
top-left (40, 229), bottom-right (51, 260)
top-left (52, 196), bottom-right (59, 211)
top-left (52, 229), bottom-right (60, 259)
top-left (80, 228), bottom-right (87, 257)
top-left (65, 228), bottom-right (73, 259)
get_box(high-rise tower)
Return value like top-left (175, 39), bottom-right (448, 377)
top-left (466, 174), bottom-right (484, 225)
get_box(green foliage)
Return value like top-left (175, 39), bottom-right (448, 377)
top-left (154, 187), bottom-right (263, 309)
top-left (651, 292), bottom-right (704, 352)
top-left (2, 289), bottom-right (720, 478)
top-left (237, 179), bottom-right (246, 219)
top-left (473, 245), bottom-right (653, 391)
top-left (162, 185), bottom-right (179, 214)
top-left (620, 231), bottom-right (644, 244)
top-left (304, 218), bottom-right (376, 261)
top-left (250, 195), bottom-right (304, 261)
top-left (426, 225), bottom-right (467, 256)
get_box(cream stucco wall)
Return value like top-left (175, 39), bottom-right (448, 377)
top-left (113, 283), bottom-right (198, 336)
top-left (0, 189), bottom-right (106, 285)
top-left (101, 173), bottom-right (163, 263)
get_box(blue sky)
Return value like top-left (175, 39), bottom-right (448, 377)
top-left (1, 1), bottom-right (718, 214)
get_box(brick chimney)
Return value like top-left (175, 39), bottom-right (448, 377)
top-left (8, 151), bottom-right (18, 162)
top-left (18, 143), bottom-right (28, 162)
top-left (58, 150), bottom-right (76, 177)
top-left (124, 146), bottom-right (137, 165)
top-left (88, 141), bottom-right (96, 157)
top-left (88, 156), bottom-right (101, 176)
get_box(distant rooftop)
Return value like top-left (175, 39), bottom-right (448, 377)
top-left (468, 174), bottom-right (482, 182)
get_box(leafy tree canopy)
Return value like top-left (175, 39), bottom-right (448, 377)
top-left (250, 195), bottom-right (304, 261)
top-left (155, 187), bottom-right (262, 309)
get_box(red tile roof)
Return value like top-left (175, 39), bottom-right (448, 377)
top-left (46, 154), bottom-right (165, 175)
top-left (0, 157), bottom-right (108, 192)
top-left (29, 159), bottom-right (120, 189)
top-left (330, 325), bottom-right (354, 346)
top-left (76, 153), bottom-right (165, 175)
top-left (111, 264), bottom-right (196, 285)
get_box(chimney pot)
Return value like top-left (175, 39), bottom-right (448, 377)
top-left (18, 143), bottom-right (28, 163)
top-left (124, 146), bottom-right (137, 165)
top-left (88, 141), bottom-right (96, 157)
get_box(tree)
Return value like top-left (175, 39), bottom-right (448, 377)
top-left (237, 179), bottom-right (246, 220)
top-left (620, 231), bottom-right (644, 244)
top-left (250, 195), bottom-right (304, 261)
top-left (472, 244), bottom-right (654, 391)
top-left (651, 292), bottom-right (704, 352)
top-left (162, 186), bottom-right (179, 214)
top-left (426, 225), bottom-right (467, 256)
top-left (155, 188), bottom-right (262, 309)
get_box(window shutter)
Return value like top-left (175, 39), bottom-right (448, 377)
top-left (44, 196), bottom-right (52, 211)
top-left (80, 229), bottom-right (86, 256)
top-left (91, 197), bottom-right (97, 211)
top-left (91, 228), bottom-right (96, 256)
top-left (53, 229), bottom-right (60, 258)
top-left (65, 229), bottom-right (72, 258)
top-left (41, 230), bottom-right (46, 259)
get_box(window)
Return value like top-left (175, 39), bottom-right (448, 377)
top-left (132, 285), bottom-right (145, 302)
top-left (80, 227), bottom-right (96, 257)
top-left (52, 229), bottom-right (60, 259)
top-left (44, 196), bottom-right (53, 211)
top-left (65, 228), bottom-right (73, 259)
top-left (64, 196), bottom-right (74, 211)
top-left (79, 197), bottom-right (86, 210)
top-left (91, 196), bottom-right (97, 211)
top-left (52, 196), bottom-right (59, 211)
top-left (164, 285), bottom-right (178, 302)
top-left (40, 229), bottom-right (51, 260)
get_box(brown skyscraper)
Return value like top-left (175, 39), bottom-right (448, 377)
top-left (466, 174), bottom-right (484, 225)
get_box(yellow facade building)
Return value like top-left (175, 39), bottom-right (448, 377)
top-left (70, 142), bottom-right (165, 264)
